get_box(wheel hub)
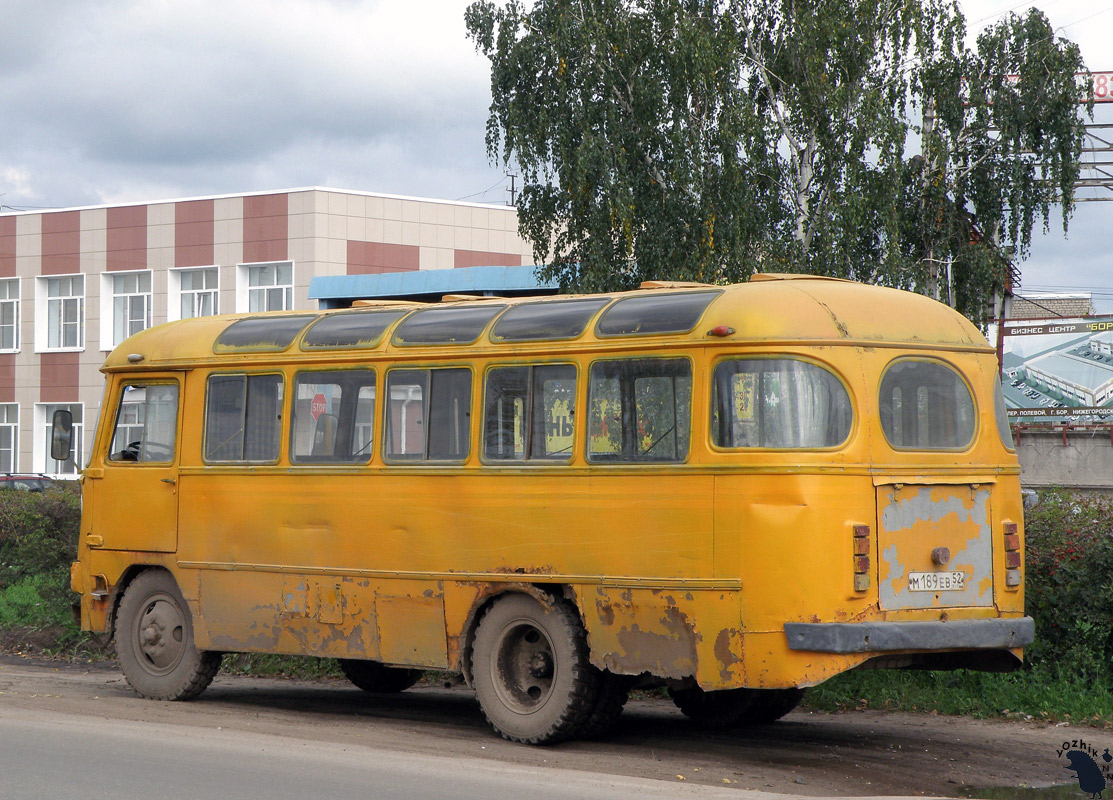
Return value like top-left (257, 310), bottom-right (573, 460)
top-left (136, 596), bottom-right (186, 673)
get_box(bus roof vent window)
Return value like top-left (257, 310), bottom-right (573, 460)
top-left (491, 298), bottom-right (611, 342)
top-left (302, 308), bottom-right (410, 350)
top-left (214, 315), bottom-right (317, 353)
top-left (393, 304), bottom-right (507, 346)
top-left (596, 290), bottom-right (721, 337)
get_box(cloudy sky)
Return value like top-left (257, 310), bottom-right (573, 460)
top-left (1, 1), bottom-right (1111, 306)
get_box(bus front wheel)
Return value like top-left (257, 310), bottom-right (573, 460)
top-left (470, 594), bottom-right (598, 744)
top-left (338, 659), bottom-right (421, 693)
top-left (115, 570), bottom-right (221, 700)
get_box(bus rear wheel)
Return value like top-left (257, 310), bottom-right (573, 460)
top-left (115, 570), bottom-right (221, 700)
top-left (669, 686), bottom-right (804, 728)
top-left (338, 659), bottom-right (421, 693)
top-left (471, 594), bottom-right (598, 744)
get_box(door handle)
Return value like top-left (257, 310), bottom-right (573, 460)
top-left (161, 477), bottom-right (176, 485)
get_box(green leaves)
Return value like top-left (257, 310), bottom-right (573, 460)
top-left (467, 1), bottom-right (1089, 327)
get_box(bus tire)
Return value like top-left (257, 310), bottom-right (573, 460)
top-left (338, 659), bottom-right (422, 693)
top-left (470, 594), bottom-right (598, 745)
top-left (668, 686), bottom-right (759, 729)
top-left (744, 688), bottom-right (805, 724)
top-left (577, 671), bottom-right (631, 739)
top-left (115, 569), bottom-right (221, 701)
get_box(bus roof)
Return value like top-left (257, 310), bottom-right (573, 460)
top-left (102, 276), bottom-right (991, 371)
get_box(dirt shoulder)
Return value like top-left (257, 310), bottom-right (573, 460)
top-left (0, 654), bottom-right (1092, 798)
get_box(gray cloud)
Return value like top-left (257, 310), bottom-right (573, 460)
top-left (0, 0), bottom-right (506, 209)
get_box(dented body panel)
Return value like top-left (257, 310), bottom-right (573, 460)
top-left (73, 277), bottom-right (1028, 696)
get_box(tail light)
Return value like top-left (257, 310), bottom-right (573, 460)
top-left (853, 524), bottom-right (871, 592)
top-left (1003, 521), bottom-right (1022, 588)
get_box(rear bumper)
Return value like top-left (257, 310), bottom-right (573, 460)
top-left (783, 617), bottom-right (1034, 653)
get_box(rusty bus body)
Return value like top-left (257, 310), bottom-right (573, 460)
top-left (69, 275), bottom-right (1031, 743)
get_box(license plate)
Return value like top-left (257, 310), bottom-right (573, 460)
top-left (907, 571), bottom-right (966, 592)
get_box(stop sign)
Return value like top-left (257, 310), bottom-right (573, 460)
top-left (310, 393), bottom-right (327, 420)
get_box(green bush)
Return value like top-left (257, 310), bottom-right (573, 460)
top-left (0, 484), bottom-right (82, 638)
top-left (1022, 489), bottom-right (1113, 680)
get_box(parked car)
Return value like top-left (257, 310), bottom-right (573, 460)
top-left (0, 474), bottom-right (55, 492)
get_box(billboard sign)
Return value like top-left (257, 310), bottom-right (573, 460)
top-left (1001, 316), bottom-right (1113, 422)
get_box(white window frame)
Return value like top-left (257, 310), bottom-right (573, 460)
top-left (0, 403), bottom-right (18, 473)
top-left (168, 266), bottom-right (220, 322)
top-left (34, 402), bottom-right (84, 478)
top-left (236, 261), bottom-right (294, 313)
top-left (34, 274), bottom-right (85, 352)
top-left (0, 278), bottom-right (19, 352)
top-left (100, 270), bottom-right (152, 351)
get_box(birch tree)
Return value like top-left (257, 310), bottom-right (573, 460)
top-left (466, 0), bottom-right (1090, 325)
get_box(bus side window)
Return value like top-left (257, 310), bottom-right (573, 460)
top-left (587, 358), bottom-right (691, 463)
top-left (290, 370), bottom-right (376, 463)
top-left (108, 383), bottom-right (179, 463)
top-left (204, 373), bottom-right (283, 462)
top-left (711, 358), bottom-right (852, 449)
top-left (484, 364), bottom-right (576, 461)
top-left (385, 368), bottom-right (471, 462)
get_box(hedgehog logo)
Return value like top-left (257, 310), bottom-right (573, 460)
top-left (1065, 750), bottom-right (1106, 799)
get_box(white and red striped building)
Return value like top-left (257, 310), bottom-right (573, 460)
top-left (0, 187), bottom-right (535, 476)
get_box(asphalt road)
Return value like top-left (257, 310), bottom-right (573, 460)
top-left (0, 656), bottom-right (1085, 799)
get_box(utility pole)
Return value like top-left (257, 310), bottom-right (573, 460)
top-left (505, 172), bottom-right (518, 207)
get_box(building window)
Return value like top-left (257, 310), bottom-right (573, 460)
top-left (170, 267), bottom-right (219, 321)
top-left (101, 271), bottom-right (152, 348)
top-left (37, 403), bottom-right (83, 476)
top-left (36, 275), bottom-right (84, 351)
top-left (238, 262), bottom-right (293, 313)
top-left (0, 404), bottom-right (17, 472)
top-left (0, 278), bottom-right (18, 351)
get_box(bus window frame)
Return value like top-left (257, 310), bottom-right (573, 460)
top-left (706, 353), bottom-right (856, 453)
top-left (104, 378), bottom-right (183, 466)
top-left (289, 367), bottom-right (379, 466)
top-left (584, 355), bottom-right (694, 465)
top-left (479, 361), bottom-right (579, 466)
top-left (381, 364), bottom-right (475, 465)
top-left (877, 356), bottom-right (979, 453)
top-left (201, 370), bottom-right (286, 466)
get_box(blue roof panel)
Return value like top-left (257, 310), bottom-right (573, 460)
top-left (309, 265), bottom-right (554, 303)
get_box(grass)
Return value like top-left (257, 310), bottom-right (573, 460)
top-left (805, 666), bottom-right (1113, 727)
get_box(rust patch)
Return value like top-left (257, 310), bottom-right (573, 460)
top-left (713, 628), bottom-right (744, 683)
top-left (596, 597), bottom-right (616, 626)
top-left (615, 623), bottom-right (697, 679)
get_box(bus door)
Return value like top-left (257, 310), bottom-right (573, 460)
top-left (86, 378), bottom-right (183, 553)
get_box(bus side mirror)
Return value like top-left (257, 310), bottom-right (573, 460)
top-left (51, 409), bottom-right (74, 461)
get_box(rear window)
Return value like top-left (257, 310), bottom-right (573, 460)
top-left (711, 358), bottom-right (852, 449)
top-left (879, 360), bottom-right (975, 450)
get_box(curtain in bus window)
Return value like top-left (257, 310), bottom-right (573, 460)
top-left (712, 359), bottom-right (851, 448)
top-left (205, 375), bottom-right (246, 461)
top-left (204, 374), bottom-right (283, 461)
top-left (588, 359), bottom-right (691, 462)
top-left (243, 375), bottom-right (282, 460)
top-left (484, 367), bottom-right (528, 460)
top-left (878, 360), bottom-right (974, 449)
top-left (428, 369), bottom-right (472, 460)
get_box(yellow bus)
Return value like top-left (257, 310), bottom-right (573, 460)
top-left (63, 274), bottom-right (1031, 744)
